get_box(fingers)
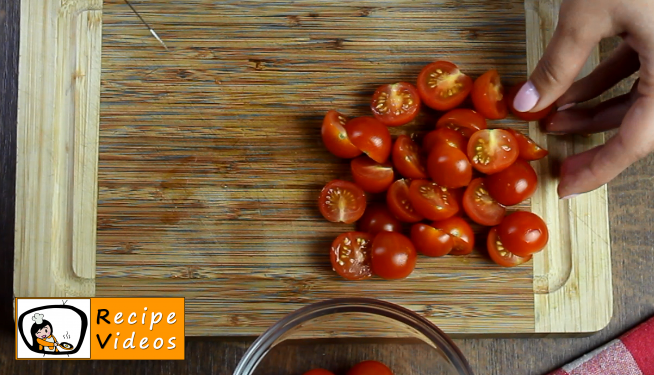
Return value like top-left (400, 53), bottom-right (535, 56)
top-left (558, 96), bottom-right (654, 198)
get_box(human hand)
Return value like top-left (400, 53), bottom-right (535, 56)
top-left (512, 0), bottom-right (654, 199)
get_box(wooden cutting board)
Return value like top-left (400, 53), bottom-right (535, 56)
top-left (15, 0), bottom-right (612, 336)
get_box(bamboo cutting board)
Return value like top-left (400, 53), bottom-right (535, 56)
top-left (15, 0), bottom-right (612, 336)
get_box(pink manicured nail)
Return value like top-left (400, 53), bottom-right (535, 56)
top-left (558, 103), bottom-right (576, 112)
top-left (560, 194), bottom-right (579, 200)
top-left (513, 81), bottom-right (540, 112)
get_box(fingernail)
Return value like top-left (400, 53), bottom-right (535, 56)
top-left (560, 194), bottom-right (579, 200)
top-left (557, 103), bottom-right (576, 112)
top-left (513, 81), bottom-right (540, 112)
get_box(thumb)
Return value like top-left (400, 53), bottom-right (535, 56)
top-left (514, 1), bottom-right (611, 113)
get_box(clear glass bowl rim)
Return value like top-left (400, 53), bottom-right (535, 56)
top-left (233, 297), bottom-right (474, 375)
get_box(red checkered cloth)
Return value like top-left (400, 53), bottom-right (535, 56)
top-left (547, 317), bottom-right (654, 375)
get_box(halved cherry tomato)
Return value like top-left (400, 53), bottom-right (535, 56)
top-left (450, 187), bottom-right (466, 217)
top-left (417, 61), bottom-right (473, 111)
top-left (427, 144), bottom-right (472, 188)
top-left (497, 211), bottom-right (548, 257)
top-left (410, 223), bottom-right (453, 257)
top-left (485, 159), bottom-right (538, 206)
top-left (330, 232), bottom-right (374, 280)
top-left (345, 117), bottom-right (392, 163)
top-left (351, 155), bottom-right (394, 193)
top-left (467, 129), bottom-right (518, 174)
top-left (387, 179), bottom-right (424, 223)
top-left (356, 204), bottom-right (402, 234)
top-left (318, 180), bottom-right (366, 224)
top-left (422, 127), bottom-right (468, 154)
top-left (432, 217), bottom-right (474, 255)
top-left (506, 128), bottom-right (549, 161)
top-left (321, 110), bottom-right (362, 159)
top-left (471, 69), bottom-right (508, 119)
top-left (347, 361), bottom-right (394, 375)
top-left (487, 227), bottom-right (532, 267)
top-left (436, 109), bottom-right (487, 138)
top-left (304, 370), bottom-right (335, 375)
top-left (371, 82), bottom-right (421, 126)
top-left (463, 178), bottom-right (506, 226)
top-left (507, 81), bottom-right (553, 121)
top-left (393, 135), bottom-right (428, 179)
top-left (370, 232), bottom-right (417, 280)
top-left (407, 180), bottom-right (459, 221)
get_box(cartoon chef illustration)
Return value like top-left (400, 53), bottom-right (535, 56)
top-left (29, 313), bottom-right (59, 352)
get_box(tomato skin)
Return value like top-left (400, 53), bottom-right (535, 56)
top-left (345, 117), bottom-right (392, 163)
top-left (507, 81), bottom-right (553, 121)
top-left (471, 69), bottom-right (508, 120)
top-left (487, 227), bottom-right (532, 267)
top-left (321, 110), bottom-right (362, 159)
top-left (506, 128), bottom-right (549, 161)
top-left (422, 128), bottom-right (468, 154)
top-left (410, 223), bottom-right (453, 257)
top-left (371, 82), bottom-right (421, 126)
top-left (485, 159), bottom-right (538, 206)
top-left (392, 135), bottom-right (428, 179)
top-left (356, 204), bottom-right (402, 234)
top-left (386, 179), bottom-right (424, 223)
top-left (427, 144), bottom-right (473, 189)
top-left (417, 61), bottom-right (473, 111)
top-left (497, 211), bottom-right (549, 257)
top-left (408, 180), bottom-right (459, 221)
top-left (467, 129), bottom-right (519, 174)
top-left (347, 360), bottom-right (394, 375)
top-left (303, 370), bottom-right (336, 375)
top-left (318, 180), bottom-right (367, 224)
top-left (463, 178), bottom-right (506, 226)
top-left (436, 109), bottom-right (488, 138)
top-left (371, 232), bottom-right (417, 280)
top-left (432, 217), bottom-right (474, 255)
top-left (351, 155), bottom-right (395, 193)
top-left (330, 232), bottom-right (374, 280)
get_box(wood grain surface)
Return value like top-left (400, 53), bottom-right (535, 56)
top-left (3, 1), bottom-right (653, 375)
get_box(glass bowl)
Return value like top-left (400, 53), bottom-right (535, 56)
top-left (234, 298), bottom-right (474, 375)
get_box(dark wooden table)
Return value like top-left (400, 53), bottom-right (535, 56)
top-left (2, 1), bottom-right (652, 374)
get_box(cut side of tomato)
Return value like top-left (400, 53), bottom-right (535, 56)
top-left (417, 61), bottom-right (473, 111)
top-left (351, 155), bottom-right (394, 193)
top-left (497, 211), bottom-right (549, 257)
top-left (370, 232), bottom-right (417, 280)
top-left (407, 180), bottom-right (459, 221)
top-left (321, 110), bottom-right (362, 159)
top-left (432, 217), bottom-right (474, 255)
top-left (318, 180), bottom-right (367, 224)
top-left (386, 179), bottom-right (424, 223)
top-left (463, 178), bottom-right (506, 226)
top-left (356, 204), bottom-right (402, 235)
top-left (427, 144), bottom-right (472, 189)
top-left (471, 69), bottom-right (508, 120)
top-left (410, 223), bottom-right (453, 257)
top-left (506, 128), bottom-right (549, 161)
top-left (392, 135), bottom-right (428, 179)
top-left (487, 227), bottom-right (532, 267)
top-left (330, 232), bottom-right (374, 280)
top-left (507, 81), bottom-right (554, 121)
top-left (371, 82), bottom-right (421, 126)
top-left (345, 117), bottom-right (392, 163)
top-left (467, 129), bottom-right (518, 174)
top-left (436, 109), bottom-right (487, 138)
top-left (422, 127), bottom-right (468, 154)
top-left (485, 159), bottom-right (538, 206)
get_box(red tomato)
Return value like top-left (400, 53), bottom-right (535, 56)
top-left (432, 217), bottom-right (474, 255)
top-left (410, 223), bottom-right (453, 257)
top-left (422, 128), bottom-right (468, 154)
top-left (330, 232), bottom-right (374, 280)
top-left (471, 69), bottom-right (508, 120)
top-left (467, 129), bottom-right (518, 174)
top-left (345, 117), bottom-right (392, 163)
top-left (321, 110), bottom-right (362, 159)
top-left (347, 361), bottom-right (394, 375)
top-left (487, 227), bottom-right (532, 267)
top-left (417, 61), bottom-right (473, 111)
top-left (351, 155), bottom-right (394, 193)
top-left (436, 109), bottom-right (487, 138)
top-left (392, 135), bottom-right (428, 179)
top-left (449, 187), bottom-right (466, 217)
top-left (427, 144), bottom-right (473, 188)
top-left (507, 81), bottom-right (553, 121)
top-left (371, 232), bottom-right (417, 279)
top-left (318, 180), bottom-right (366, 224)
top-left (371, 82), bottom-right (421, 126)
top-left (356, 204), bottom-right (402, 234)
top-left (506, 128), bottom-right (549, 161)
top-left (407, 180), bottom-right (459, 221)
top-left (485, 159), bottom-right (538, 206)
top-left (497, 211), bottom-right (549, 257)
top-left (386, 179), bottom-right (424, 223)
top-left (463, 178), bottom-right (506, 226)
